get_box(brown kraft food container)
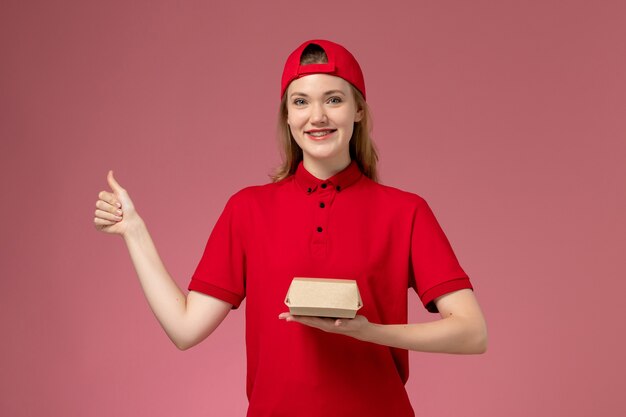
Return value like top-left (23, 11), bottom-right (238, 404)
top-left (284, 277), bottom-right (363, 319)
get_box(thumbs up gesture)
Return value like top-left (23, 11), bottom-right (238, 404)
top-left (94, 170), bottom-right (140, 235)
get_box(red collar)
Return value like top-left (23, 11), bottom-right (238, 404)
top-left (294, 160), bottom-right (363, 194)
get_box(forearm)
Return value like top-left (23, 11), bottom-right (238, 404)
top-left (122, 218), bottom-right (188, 348)
top-left (357, 316), bottom-right (487, 354)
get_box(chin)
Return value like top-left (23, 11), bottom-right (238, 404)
top-left (307, 152), bottom-right (345, 162)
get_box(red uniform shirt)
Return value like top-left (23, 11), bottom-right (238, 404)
top-left (188, 160), bottom-right (473, 417)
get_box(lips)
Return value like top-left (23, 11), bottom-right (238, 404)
top-left (305, 129), bottom-right (337, 139)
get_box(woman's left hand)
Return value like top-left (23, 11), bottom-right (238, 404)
top-left (278, 312), bottom-right (370, 339)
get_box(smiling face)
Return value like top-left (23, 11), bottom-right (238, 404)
top-left (286, 73), bottom-right (363, 171)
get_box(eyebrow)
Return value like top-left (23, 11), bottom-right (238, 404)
top-left (289, 90), bottom-right (346, 98)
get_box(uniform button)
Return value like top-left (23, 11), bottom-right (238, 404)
top-left (321, 183), bottom-right (327, 189)
top-left (336, 185), bottom-right (341, 191)
top-left (319, 202), bottom-right (325, 208)
top-left (317, 226), bottom-right (323, 232)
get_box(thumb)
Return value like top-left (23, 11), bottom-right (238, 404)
top-left (107, 170), bottom-right (125, 193)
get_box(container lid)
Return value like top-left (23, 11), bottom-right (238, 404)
top-left (285, 277), bottom-right (362, 310)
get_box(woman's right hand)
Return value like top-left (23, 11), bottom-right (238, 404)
top-left (94, 170), bottom-right (141, 236)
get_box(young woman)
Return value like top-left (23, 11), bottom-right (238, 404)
top-left (94, 39), bottom-right (487, 417)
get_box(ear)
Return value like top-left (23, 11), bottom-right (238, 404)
top-left (354, 107), bottom-right (364, 123)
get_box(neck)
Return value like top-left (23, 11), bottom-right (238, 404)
top-left (302, 154), bottom-right (351, 180)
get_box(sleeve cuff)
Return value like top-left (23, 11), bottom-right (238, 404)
top-left (421, 277), bottom-right (473, 313)
top-left (188, 279), bottom-right (245, 309)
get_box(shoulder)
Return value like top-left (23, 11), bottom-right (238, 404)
top-left (224, 177), bottom-right (292, 207)
top-left (361, 177), bottom-right (428, 211)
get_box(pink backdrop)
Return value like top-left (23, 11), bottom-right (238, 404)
top-left (1, 1), bottom-right (625, 416)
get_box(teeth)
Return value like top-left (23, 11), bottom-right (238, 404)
top-left (308, 130), bottom-right (334, 137)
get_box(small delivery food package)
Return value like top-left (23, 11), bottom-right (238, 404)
top-left (284, 277), bottom-right (363, 318)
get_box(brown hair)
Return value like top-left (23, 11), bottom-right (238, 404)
top-left (269, 44), bottom-right (379, 183)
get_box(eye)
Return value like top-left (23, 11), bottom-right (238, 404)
top-left (328, 96), bottom-right (343, 104)
top-left (293, 98), bottom-right (306, 106)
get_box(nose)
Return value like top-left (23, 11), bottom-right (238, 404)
top-left (310, 102), bottom-right (328, 124)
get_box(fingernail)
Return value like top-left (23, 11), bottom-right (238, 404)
top-left (116, 202), bottom-right (122, 208)
top-left (116, 209), bottom-right (122, 215)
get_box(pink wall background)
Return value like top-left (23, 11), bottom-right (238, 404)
top-left (1, 0), bottom-right (625, 416)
